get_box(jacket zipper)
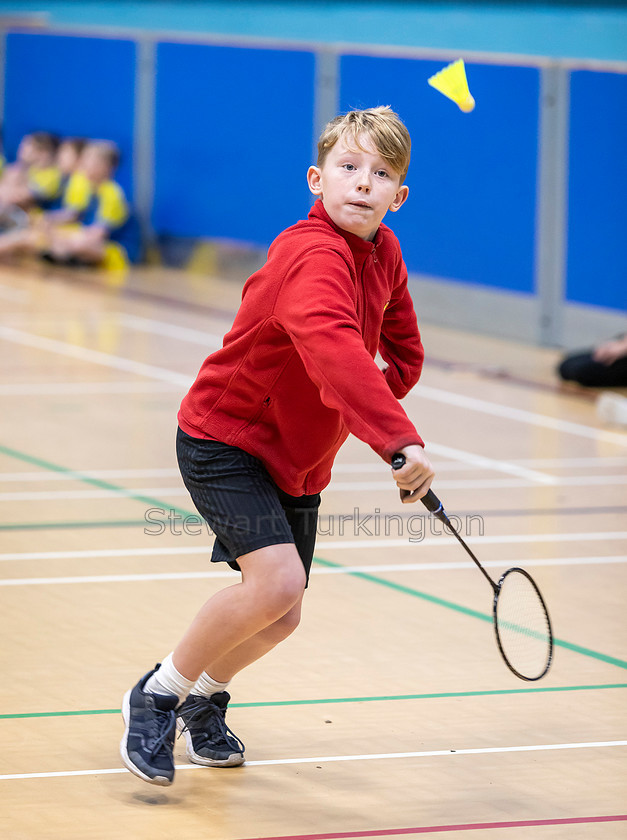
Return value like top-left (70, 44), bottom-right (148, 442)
top-left (237, 395), bottom-right (271, 437)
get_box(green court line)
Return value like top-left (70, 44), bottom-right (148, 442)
top-left (312, 557), bottom-right (627, 671)
top-left (0, 709), bottom-right (122, 720)
top-left (2, 683), bottom-right (625, 720)
top-left (314, 557), bottom-right (491, 622)
top-left (0, 443), bottom-right (195, 520)
top-left (551, 638), bottom-right (627, 667)
top-left (0, 520), bottom-right (148, 531)
top-left (3, 442), bottom-right (627, 672)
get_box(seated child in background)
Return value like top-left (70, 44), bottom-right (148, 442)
top-left (41, 140), bottom-right (140, 268)
top-left (558, 335), bottom-right (627, 388)
top-left (46, 137), bottom-right (87, 214)
top-left (0, 131), bottom-right (61, 213)
top-left (0, 135), bottom-right (88, 258)
top-left (558, 334), bottom-right (627, 427)
top-left (0, 139), bottom-right (140, 268)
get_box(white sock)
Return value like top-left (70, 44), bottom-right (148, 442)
top-left (144, 653), bottom-right (196, 704)
top-left (193, 671), bottom-right (231, 699)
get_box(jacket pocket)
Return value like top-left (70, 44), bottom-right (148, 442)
top-left (233, 396), bottom-right (272, 439)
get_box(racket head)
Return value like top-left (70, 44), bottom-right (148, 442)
top-left (493, 567), bottom-right (553, 681)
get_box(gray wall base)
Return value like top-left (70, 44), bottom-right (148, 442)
top-left (562, 302), bottom-right (627, 350)
top-left (409, 272), bottom-right (626, 348)
top-left (408, 273), bottom-right (540, 345)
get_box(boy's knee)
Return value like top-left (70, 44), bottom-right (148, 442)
top-left (277, 603), bottom-right (302, 636)
top-left (267, 563), bottom-right (306, 617)
top-left (265, 606), bottom-right (302, 644)
top-left (240, 543), bottom-right (306, 619)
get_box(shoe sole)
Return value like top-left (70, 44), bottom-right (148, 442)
top-left (119, 689), bottom-right (174, 786)
top-left (176, 717), bottom-right (245, 767)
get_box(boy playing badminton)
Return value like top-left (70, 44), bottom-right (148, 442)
top-left (121, 106), bottom-right (434, 786)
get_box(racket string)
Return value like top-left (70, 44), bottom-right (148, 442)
top-left (494, 569), bottom-right (552, 680)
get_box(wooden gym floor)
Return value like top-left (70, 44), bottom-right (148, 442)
top-left (0, 262), bottom-right (625, 840)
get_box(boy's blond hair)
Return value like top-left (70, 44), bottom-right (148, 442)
top-left (317, 106), bottom-right (411, 183)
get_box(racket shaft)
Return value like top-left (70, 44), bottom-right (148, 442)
top-left (443, 513), bottom-right (498, 592)
top-left (392, 453), bottom-right (496, 590)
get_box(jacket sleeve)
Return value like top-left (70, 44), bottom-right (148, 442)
top-left (379, 255), bottom-right (424, 399)
top-left (273, 245), bottom-right (424, 460)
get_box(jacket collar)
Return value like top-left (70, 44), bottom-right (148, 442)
top-left (308, 199), bottom-right (381, 265)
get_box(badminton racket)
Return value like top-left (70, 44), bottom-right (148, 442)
top-left (392, 453), bottom-right (553, 681)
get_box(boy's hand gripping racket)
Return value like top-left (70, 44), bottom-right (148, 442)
top-left (392, 453), bottom-right (553, 681)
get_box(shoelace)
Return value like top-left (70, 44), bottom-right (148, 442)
top-left (148, 707), bottom-right (177, 760)
top-left (179, 698), bottom-right (245, 753)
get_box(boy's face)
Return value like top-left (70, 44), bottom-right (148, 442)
top-left (307, 134), bottom-right (409, 241)
top-left (57, 142), bottom-right (80, 175)
top-left (18, 137), bottom-right (37, 165)
top-left (80, 146), bottom-right (112, 183)
top-left (19, 138), bottom-right (54, 167)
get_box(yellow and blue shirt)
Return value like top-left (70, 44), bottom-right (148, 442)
top-left (62, 170), bottom-right (93, 215)
top-left (63, 174), bottom-right (140, 263)
top-left (28, 164), bottom-right (63, 208)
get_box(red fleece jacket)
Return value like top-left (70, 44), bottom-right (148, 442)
top-left (178, 199), bottom-right (424, 496)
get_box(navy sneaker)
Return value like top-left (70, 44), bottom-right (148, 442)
top-left (120, 666), bottom-right (178, 785)
top-left (177, 692), bottom-right (245, 767)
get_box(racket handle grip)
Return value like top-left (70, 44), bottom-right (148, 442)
top-left (391, 452), bottom-right (410, 500)
top-left (421, 488), bottom-right (443, 514)
top-left (391, 453), bottom-right (406, 471)
top-left (391, 453), bottom-right (443, 512)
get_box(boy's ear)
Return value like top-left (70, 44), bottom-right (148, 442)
top-left (307, 165), bottom-right (323, 196)
top-left (388, 184), bottom-right (409, 213)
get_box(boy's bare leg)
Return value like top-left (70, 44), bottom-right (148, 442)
top-left (48, 227), bottom-right (106, 263)
top-left (0, 227), bottom-right (40, 258)
top-left (120, 545), bottom-right (304, 785)
top-left (203, 598), bottom-right (303, 682)
top-left (172, 542), bottom-right (306, 682)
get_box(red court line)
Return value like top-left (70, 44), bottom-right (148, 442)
top-left (239, 814), bottom-right (627, 840)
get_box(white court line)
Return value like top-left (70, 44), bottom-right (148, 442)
top-left (418, 384), bottom-right (627, 447)
top-left (0, 326), bottom-right (192, 387)
top-left (0, 546), bottom-right (213, 562)
top-left (117, 313), bottom-right (224, 347)
top-left (1, 457), bottom-right (624, 483)
top-left (1, 556), bottom-right (625, 586)
top-left (0, 452), bottom-right (552, 484)
top-left (0, 468), bottom-right (180, 483)
top-left (1, 532), bottom-right (625, 562)
top-left (3, 474), bottom-right (627, 501)
top-left (512, 456), bottom-right (627, 469)
top-left (0, 381), bottom-right (181, 396)
top-left (332, 461), bottom-right (477, 473)
top-left (0, 485), bottom-right (184, 501)
top-left (0, 463), bottom-right (465, 483)
top-left (315, 530), bottom-right (627, 550)
top-left (0, 570), bottom-right (236, 586)
top-left (328, 474), bottom-right (627, 492)
top-left (426, 442), bottom-right (557, 484)
top-left (2, 741), bottom-right (625, 781)
top-left (3, 324), bottom-right (626, 447)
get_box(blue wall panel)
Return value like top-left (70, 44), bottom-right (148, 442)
top-left (3, 33), bottom-right (136, 197)
top-left (153, 43), bottom-right (315, 244)
top-left (567, 71), bottom-right (627, 312)
top-left (340, 56), bottom-right (539, 293)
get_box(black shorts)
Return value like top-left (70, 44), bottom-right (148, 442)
top-left (176, 427), bottom-right (320, 582)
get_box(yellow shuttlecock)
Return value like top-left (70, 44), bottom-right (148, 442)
top-left (428, 59), bottom-right (475, 113)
